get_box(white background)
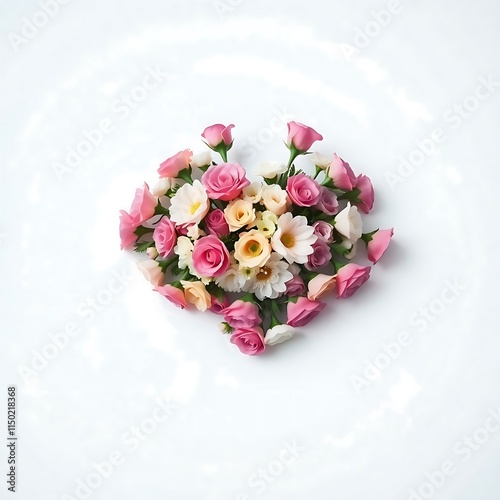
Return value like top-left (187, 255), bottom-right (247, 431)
top-left (1, 0), bottom-right (500, 499)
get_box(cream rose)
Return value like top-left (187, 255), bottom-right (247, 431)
top-left (234, 230), bottom-right (271, 269)
top-left (224, 199), bottom-right (256, 232)
top-left (242, 182), bottom-right (263, 204)
top-left (180, 280), bottom-right (211, 311)
top-left (137, 259), bottom-right (164, 287)
top-left (261, 184), bottom-right (288, 215)
top-left (334, 202), bottom-right (362, 242)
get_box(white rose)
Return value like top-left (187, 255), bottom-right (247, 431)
top-left (261, 184), bottom-right (288, 215)
top-left (242, 182), bottom-right (263, 204)
top-left (190, 151), bottom-right (212, 168)
top-left (310, 152), bottom-right (331, 170)
top-left (265, 324), bottom-right (296, 346)
top-left (174, 236), bottom-right (194, 270)
top-left (186, 224), bottom-right (206, 240)
top-left (255, 161), bottom-right (287, 179)
top-left (152, 177), bottom-right (174, 197)
top-left (334, 202), bottom-right (362, 242)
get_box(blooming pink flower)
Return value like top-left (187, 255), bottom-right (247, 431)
top-left (336, 263), bottom-right (371, 299)
top-left (287, 121), bottom-right (323, 152)
top-left (153, 217), bottom-right (177, 258)
top-left (355, 174), bottom-right (375, 214)
top-left (367, 228), bottom-right (394, 264)
top-left (192, 235), bottom-right (231, 277)
top-left (328, 154), bottom-right (357, 190)
top-left (209, 294), bottom-right (230, 313)
top-left (286, 174), bottom-right (321, 207)
top-left (205, 209), bottom-right (230, 237)
top-left (287, 297), bottom-right (326, 327)
top-left (307, 274), bottom-right (336, 301)
top-left (230, 327), bottom-right (266, 355)
top-left (285, 275), bottom-right (306, 296)
top-left (119, 182), bottom-right (157, 250)
top-left (312, 221), bottom-right (334, 244)
top-left (305, 240), bottom-right (332, 271)
top-left (202, 123), bottom-right (235, 148)
top-left (119, 210), bottom-right (138, 250)
top-left (158, 149), bottom-right (192, 178)
top-left (316, 186), bottom-right (338, 215)
top-left (201, 163), bottom-right (250, 201)
top-left (155, 284), bottom-right (188, 309)
top-left (222, 300), bottom-right (261, 328)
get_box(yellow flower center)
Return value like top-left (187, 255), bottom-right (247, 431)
top-left (190, 201), bottom-right (201, 214)
top-left (281, 232), bottom-right (295, 248)
top-left (246, 241), bottom-right (261, 256)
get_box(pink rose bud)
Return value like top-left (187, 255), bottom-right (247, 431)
top-left (327, 153), bottom-right (357, 190)
top-left (285, 275), bottom-right (306, 296)
top-left (230, 326), bottom-right (266, 356)
top-left (192, 235), bottom-right (231, 278)
top-left (221, 300), bottom-right (261, 329)
top-left (367, 228), bottom-right (394, 264)
top-left (312, 221), bottom-right (334, 244)
top-left (205, 209), bottom-right (230, 237)
top-left (201, 163), bottom-right (250, 201)
top-left (305, 240), bottom-right (332, 271)
top-left (286, 174), bottom-right (321, 207)
top-left (336, 263), bottom-right (371, 299)
top-left (286, 121), bottom-right (323, 152)
top-left (155, 284), bottom-right (188, 309)
top-left (152, 217), bottom-right (177, 258)
top-left (354, 174), bottom-right (375, 214)
top-left (119, 210), bottom-right (138, 250)
top-left (315, 186), bottom-right (338, 215)
top-left (209, 294), bottom-right (230, 313)
top-left (158, 149), bottom-right (192, 178)
top-left (307, 274), bottom-right (336, 301)
top-left (287, 297), bottom-right (326, 327)
top-left (202, 123), bottom-right (235, 148)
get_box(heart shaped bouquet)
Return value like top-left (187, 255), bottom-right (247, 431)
top-left (119, 122), bottom-right (393, 355)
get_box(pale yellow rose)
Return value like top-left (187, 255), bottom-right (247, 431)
top-left (261, 184), bottom-right (288, 215)
top-left (234, 230), bottom-right (271, 269)
top-left (256, 210), bottom-right (278, 238)
top-left (224, 199), bottom-right (256, 232)
top-left (180, 280), bottom-right (211, 311)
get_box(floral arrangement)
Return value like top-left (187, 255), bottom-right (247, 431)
top-left (119, 122), bottom-right (393, 356)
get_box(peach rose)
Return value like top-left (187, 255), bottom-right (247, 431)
top-left (224, 199), bottom-right (256, 232)
top-left (307, 274), bottom-right (336, 301)
top-left (234, 230), bottom-right (271, 269)
top-left (180, 280), bottom-right (211, 311)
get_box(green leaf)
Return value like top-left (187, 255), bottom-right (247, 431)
top-left (135, 241), bottom-right (154, 253)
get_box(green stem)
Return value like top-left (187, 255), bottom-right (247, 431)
top-left (177, 168), bottom-right (193, 185)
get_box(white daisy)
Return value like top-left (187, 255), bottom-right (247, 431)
top-left (169, 179), bottom-right (209, 226)
top-left (271, 213), bottom-right (317, 264)
top-left (243, 253), bottom-right (293, 300)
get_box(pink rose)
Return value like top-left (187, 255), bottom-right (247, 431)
top-left (192, 235), bottom-right (230, 277)
top-left (222, 300), bottom-right (261, 328)
top-left (355, 174), bottom-right (374, 214)
top-left (328, 154), bottom-right (357, 190)
top-left (119, 210), bottom-right (138, 250)
top-left (312, 221), bottom-right (334, 244)
top-left (307, 274), bottom-right (336, 301)
top-left (201, 163), bottom-right (250, 201)
top-left (336, 263), bottom-right (371, 299)
top-left (305, 240), bottom-right (332, 271)
top-left (287, 121), bottom-right (323, 152)
top-left (286, 174), bottom-right (321, 207)
top-left (158, 149), bottom-right (192, 178)
top-left (287, 297), bottom-right (326, 327)
top-left (205, 209), bottom-right (230, 237)
top-left (367, 228), bottom-right (394, 264)
top-left (119, 182), bottom-right (157, 250)
top-left (316, 186), bottom-right (338, 215)
top-left (230, 326), bottom-right (266, 356)
top-left (285, 275), bottom-right (306, 296)
top-left (155, 284), bottom-right (188, 309)
top-left (202, 123), bottom-right (235, 148)
top-left (153, 217), bottom-right (177, 258)
top-left (209, 294), bottom-right (230, 313)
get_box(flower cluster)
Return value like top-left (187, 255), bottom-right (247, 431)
top-left (120, 122), bottom-right (393, 355)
